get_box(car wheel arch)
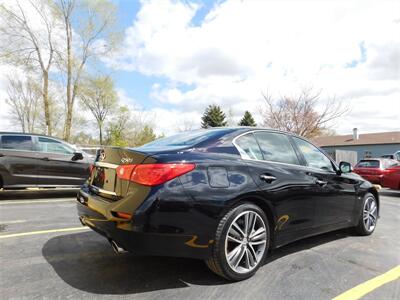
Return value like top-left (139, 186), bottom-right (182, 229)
top-left (226, 195), bottom-right (276, 244)
top-left (367, 188), bottom-right (379, 214)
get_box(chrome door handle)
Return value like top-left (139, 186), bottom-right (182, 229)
top-left (315, 179), bottom-right (327, 186)
top-left (41, 157), bottom-right (50, 161)
top-left (260, 174), bottom-right (277, 183)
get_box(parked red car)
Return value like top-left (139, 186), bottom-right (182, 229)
top-left (353, 158), bottom-right (399, 186)
top-left (382, 165), bottom-right (400, 190)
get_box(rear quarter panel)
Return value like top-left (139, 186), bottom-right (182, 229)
top-left (149, 152), bottom-right (265, 239)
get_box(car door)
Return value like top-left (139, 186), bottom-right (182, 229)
top-left (291, 136), bottom-right (357, 227)
top-left (35, 136), bottom-right (89, 187)
top-left (234, 131), bottom-right (317, 235)
top-left (0, 134), bottom-right (37, 187)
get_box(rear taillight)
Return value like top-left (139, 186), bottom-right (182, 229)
top-left (383, 168), bottom-right (399, 174)
top-left (116, 163), bottom-right (195, 186)
top-left (116, 164), bottom-right (137, 181)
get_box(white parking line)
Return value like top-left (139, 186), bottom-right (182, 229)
top-left (0, 227), bottom-right (90, 239)
top-left (1, 220), bottom-right (27, 224)
top-left (0, 198), bottom-right (76, 205)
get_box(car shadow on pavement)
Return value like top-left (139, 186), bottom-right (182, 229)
top-left (0, 189), bottom-right (78, 200)
top-left (42, 228), bottom-right (352, 295)
top-left (379, 189), bottom-right (400, 197)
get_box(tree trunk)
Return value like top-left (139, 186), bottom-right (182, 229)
top-left (43, 71), bottom-right (52, 136)
top-left (99, 122), bottom-right (103, 145)
top-left (63, 20), bottom-right (73, 142)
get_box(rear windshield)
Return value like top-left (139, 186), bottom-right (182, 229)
top-left (356, 160), bottom-right (380, 168)
top-left (135, 129), bottom-right (232, 151)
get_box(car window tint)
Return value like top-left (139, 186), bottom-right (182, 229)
top-left (254, 132), bottom-right (300, 165)
top-left (356, 160), bottom-right (380, 168)
top-left (234, 133), bottom-right (263, 160)
top-left (1, 135), bottom-right (33, 151)
top-left (293, 137), bottom-right (334, 171)
top-left (38, 137), bottom-right (74, 155)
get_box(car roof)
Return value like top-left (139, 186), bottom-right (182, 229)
top-left (0, 132), bottom-right (68, 143)
top-left (360, 158), bottom-right (393, 161)
top-left (203, 127), bottom-right (305, 138)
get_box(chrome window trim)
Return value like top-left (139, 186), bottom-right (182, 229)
top-left (94, 161), bottom-right (118, 169)
top-left (232, 129), bottom-right (337, 174)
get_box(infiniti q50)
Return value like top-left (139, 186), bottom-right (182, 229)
top-left (77, 128), bottom-right (379, 281)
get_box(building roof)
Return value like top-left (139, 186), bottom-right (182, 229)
top-left (313, 131), bottom-right (400, 147)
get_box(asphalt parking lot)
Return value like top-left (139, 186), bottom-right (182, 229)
top-left (0, 190), bottom-right (399, 300)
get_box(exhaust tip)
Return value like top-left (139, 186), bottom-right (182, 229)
top-left (110, 240), bottom-right (127, 254)
top-left (79, 217), bottom-right (86, 226)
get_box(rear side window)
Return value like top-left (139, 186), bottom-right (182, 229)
top-left (383, 160), bottom-right (399, 169)
top-left (0, 135), bottom-right (33, 151)
top-left (254, 132), bottom-right (300, 165)
top-left (234, 133), bottom-right (263, 160)
top-left (356, 160), bottom-right (380, 168)
top-left (37, 137), bottom-right (74, 155)
top-left (293, 137), bottom-right (334, 172)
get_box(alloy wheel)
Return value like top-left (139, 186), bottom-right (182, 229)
top-left (224, 210), bottom-right (267, 274)
top-left (363, 196), bottom-right (377, 232)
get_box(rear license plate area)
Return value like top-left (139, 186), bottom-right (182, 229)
top-left (91, 167), bottom-right (117, 193)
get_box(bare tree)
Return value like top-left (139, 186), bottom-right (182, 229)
top-left (54, 0), bottom-right (119, 142)
top-left (261, 88), bottom-right (348, 138)
top-left (0, 0), bottom-right (59, 135)
top-left (80, 75), bottom-right (117, 145)
top-left (5, 77), bottom-right (40, 133)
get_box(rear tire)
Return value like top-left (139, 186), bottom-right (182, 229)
top-left (205, 203), bottom-right (270, 281)
top-left (354, 193), bottom-right (378, 236)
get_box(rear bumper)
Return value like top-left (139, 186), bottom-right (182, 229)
top-left (76, 189), bottom-right (214, 259)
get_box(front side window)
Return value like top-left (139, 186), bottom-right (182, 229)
top-left (293, 137), bottom-right (334, 172)
top-left (254, 132), bottom-right (300, 165)
top-left (37, 137), bottom-right (74, 155)
top-left (234, 133), bottom-right (263, 160)
top-left (0, 135), bottom-right (33, 151)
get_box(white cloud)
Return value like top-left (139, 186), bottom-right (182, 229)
top-left (106, 0), bottom-right (400, 135)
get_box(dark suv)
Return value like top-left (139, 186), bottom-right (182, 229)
top-left (0, 132), bottom-right (92, 189)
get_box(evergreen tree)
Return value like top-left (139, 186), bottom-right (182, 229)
top-left (201, 105), bottom-right (228, 128)
top-left (238, 111), bottom-right (257, 126)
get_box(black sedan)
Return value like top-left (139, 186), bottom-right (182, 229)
top-left (77, 127), bottom-right (379, 281)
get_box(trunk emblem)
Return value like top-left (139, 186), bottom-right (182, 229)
top-left (99, 151), bottom-right (106, 161)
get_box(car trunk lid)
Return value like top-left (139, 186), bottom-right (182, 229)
top-left (89, 147), bottom-right (149, 200)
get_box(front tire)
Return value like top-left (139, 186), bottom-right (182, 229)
top-left (205, 203), bottom-right (270, 281)
top-left (354, 193), bottom-right (378, 236)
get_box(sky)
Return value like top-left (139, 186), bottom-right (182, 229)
top-left (0, 0), bottom-right (399, 137)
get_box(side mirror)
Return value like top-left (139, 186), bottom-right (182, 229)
top-left (339, 161), bottom-right (353, 174)
top-left (72, 151), bottom-right (84, 161)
